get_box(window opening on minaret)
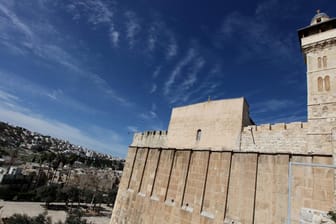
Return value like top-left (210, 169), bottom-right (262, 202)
top-left (318, 77), bottom-right (323, 92)
top-left (324, 76), bottom-right (330, 91)
top-left (318, 57), bottom-right (322, 68)
top-left (196, 129), bottom-right (202, 141)
top-left (323, 56), bottom-right (327, 68)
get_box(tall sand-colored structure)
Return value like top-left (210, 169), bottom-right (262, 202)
top-left (111, 11), bottom-right (336, 224)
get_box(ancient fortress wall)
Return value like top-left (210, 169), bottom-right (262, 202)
top-left (240, 122), bottom-right (309, 154)
top-left (111, 13), bottom-right (336, 224)
top-left (111, 147), bottom-right (334, 224)
top-left (131, 130), bottom-right (167, 148)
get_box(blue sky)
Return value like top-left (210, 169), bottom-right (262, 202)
top-left (0, 0), bottom-right (334, 157)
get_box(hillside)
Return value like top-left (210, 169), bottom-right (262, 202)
top-left (0, 121), bottom-right (124, 170)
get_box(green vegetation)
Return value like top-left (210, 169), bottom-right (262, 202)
top-left (0, 183), bottom-right (118, 209)
top-left (0, 121), bottom-right (123, 208)
top-left (328, 210), bottom-right (336, 222)
top-left (1, 210), bottom-right (91, 224)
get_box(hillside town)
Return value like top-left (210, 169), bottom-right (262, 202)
top-left (0, 121), bottom-right (124, 223)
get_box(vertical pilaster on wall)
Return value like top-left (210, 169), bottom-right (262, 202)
top-left (225, 153), bottom-right (258, 224)
top-left (150, 148), bottom-right (162, 197)
top-left (164, 149), bottom-right (176, 202)
top-left (181, 151), bottom-right (192, 206)
top-left (181, 150), bottom-right (192, 207)
top-left (200, 151), bottom-right (211, 213)
top-left (127, 147), bottom-right (139, 189)
top-left (223, 152), bottom-right (233, 221)
top-left (332, 128), bottom-right (336, 209)
top-left (252, 154), bottom-right (259, 224)
top-left (138, 148), bottom-right (150, 192)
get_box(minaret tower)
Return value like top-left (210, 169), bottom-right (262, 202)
top-left (299, 11), bottom-right (336, 153)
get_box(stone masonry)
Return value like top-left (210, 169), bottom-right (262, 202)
top-left (110, 12), bottom-right (336, 224)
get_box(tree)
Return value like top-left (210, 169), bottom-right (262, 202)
top-left (64, 209), bottom-right (90, 224)
top-left (2, 213), bottom-right (51, 224)
top-left (35, 184), bottom-right (58, 207)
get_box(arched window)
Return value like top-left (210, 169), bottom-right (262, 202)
top-left (318, 57), bottom-right (322, 68)
top-left (196, 129), bottom-right (202, 141)
top-left (323, 56), bottom-right (327, 68)
top-left (324, 76), bottom-right (330, 91)
top-left (318, 77), bottom-right (323, 92)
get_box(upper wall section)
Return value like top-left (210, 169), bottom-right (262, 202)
top-left (166, 97), bottom-right (253, 150)
top-left (240, 122), bottom-right (309, 154)
top-left (131, 130), bottom-right (167, 148)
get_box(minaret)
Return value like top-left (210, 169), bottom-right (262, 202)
top-left (299, 11), bottom-right (336, 153)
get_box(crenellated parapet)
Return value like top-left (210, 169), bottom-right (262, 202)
top-left (240, 122), bottom-right (309, 154)
top-left (131, 130), bottom-right (167, 148)
top-left (242, 121), bottom-right (306, 132)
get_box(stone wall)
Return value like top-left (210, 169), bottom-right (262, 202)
top-left (166, 98), bottom-right (253, 150)
top-left (131, 130), bottom-right (167, 148)
top-left (240, 122), bottom-right (309, 154)
top-left (110, 148), bottom-right (334, 224)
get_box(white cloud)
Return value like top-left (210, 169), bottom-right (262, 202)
top-left (218, 9), bottom-right (294, 62)
top-left (127, 126), bottom-right (139, 133)
top-left (109, 27), bottom-right (120, 47)
top-left (0, 71), bottom-right (100, 114)
top-left (66, 0), bottom-right (115, 25)
top-left (66, 1), bottom-right (121, 49)
top-left (46, 89), bottom-right (63, 101)
top-left (147, 24), bottom-right (157, 51)
top-left (125, 10), bottom-right (141, 48)
top-left (139, 111), bottom-right (157, 120)
top-left (166, 35), bottom-right (178, 59)
top-left (139, 103), bottom-right (158, 120)
top-left (164, 48), bottom-right (196, 95)
top-left (0, 3), bottom-right (131, 107)
top-left (152, 66), bottom-right (161, 79)
top-left (150, 84), bottom-right (157, 94)
top-left (0, 3), bottom-right (34, 41)
top-left (0, 89), bottom-right (19, 102)
top-left (181, 57), bottom-right (205, 90)
top-left (0, 92), bottom-right (127, 156)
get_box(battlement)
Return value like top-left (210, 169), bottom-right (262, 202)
top-left (242, 121), bottom-right (307, 132)
top-left (131, 130), bottom-right (167, 148)
top-left (240, 122), bottom-right (310, 154)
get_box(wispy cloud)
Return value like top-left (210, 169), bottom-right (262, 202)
top-left (0, 3), bottom-right (34, 41)
top-left (166, 34), bottom-right (178, 59)
top-left (181, 57), bottom-right (205, 90)
top-left (125, 10), bottom-right (141, 49)
top-left (65, 0), bottom-right (115, 24)
top-left (139, 103), bottom-right (158, 120)
top-left (127, 126), bottom-right (139, 133)
top-left (0, 70), bottom-right (100, 115)
top-left (0, 89), bottom-right (19, 102)
top-left (152, 66), bottom-right (161, 79)
top-left (0, 2), bottom-right (131, 107)
top-left (150, 84), bottom-right (157, 94)
top-left (163, 47), bottom-right (209, 105)
top-left (164, 48), bottom-right (196, 96)
top-left (147, 23), bottom-right (158, 52)
top-left (0, 90), bottom-right (126, 156)
top-left (90, 74), bottom-right (133, 107)
top-left (109, 26), bottom-right (120, 47)
top-left (46, 89), bottom-right (63, 101)
top-left (217, 6), bottom-right (296, 63)
top-left (139, 111), bottom-right (157, 120)
top-left (65, 0), bottom-right (121, 49)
